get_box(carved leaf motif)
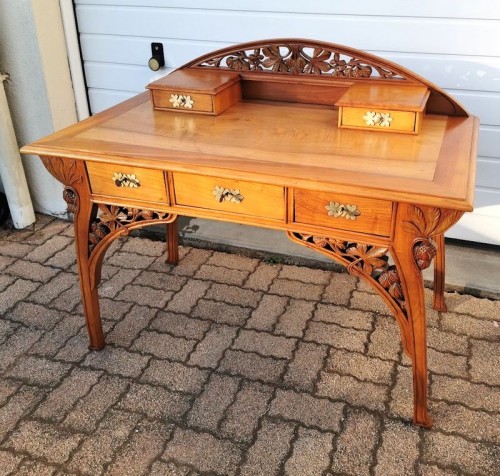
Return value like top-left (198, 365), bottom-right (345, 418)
top-left (303, 48), bottom-right (331, 75)
top-left (41, 157), bottom-right (83, 186)
top-left (402, 206), bottom-right (463, 238)
top-left (346, 244), bottom-right (389, 275)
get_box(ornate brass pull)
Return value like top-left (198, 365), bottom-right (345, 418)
top-left (213, 185), bottom-right (244, 204)
top-left (326, 201), bottom-right (360, 220)
top-left (362, 111), bottom-right (393, 127)
top-left (169, 94), bottom-right (194, 109)
top-left (112, 172), bottom-right (140, 188)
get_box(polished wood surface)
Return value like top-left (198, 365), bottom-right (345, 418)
top-left (21, 39), bottom-right (478, 429)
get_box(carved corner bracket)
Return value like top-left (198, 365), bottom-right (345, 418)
top-left (88, 204), bottom-right (174, 254)
top-left (402, 205), bottom-right (463, 270)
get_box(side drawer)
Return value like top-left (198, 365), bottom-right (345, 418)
top-left (173, 172), bottom-right (285, 220)
top-left (294, 189), bottom-right (393, 237)
top-left (151, 90), bottom-right (214, 113)
top-left (86, 162), bottom-right (168, 204)
top-left (339, 106), bottom-right (420, 134)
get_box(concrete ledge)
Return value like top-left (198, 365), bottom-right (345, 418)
top-left (138, 217), bottom-right (500, 301)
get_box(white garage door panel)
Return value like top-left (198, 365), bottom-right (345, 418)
top-left (447, 91), bottom-right (500, 126)
top-left (84, 62), bottom-right (171, 92)
top-left (74, 2), bottom-right (500, 245)
top-left (478, 127), bottom-right (500, 158)
top-left (88, 89), bottom-right (136, 113)
top-left (74, 0), bottom-right (500, 20)
top-left (447, 214), bottom-right (500, 245)
top-left (80, 34), bottom-right (500, 94)
top-left (75, 6), bottom-right (500, 57)
top-left (477, 158), bottom-right (500, 189)
top-left (80, 35), bottom-right (219, 68)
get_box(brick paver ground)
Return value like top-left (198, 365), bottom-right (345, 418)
top-left (0, 215), bottom-right (499, 475)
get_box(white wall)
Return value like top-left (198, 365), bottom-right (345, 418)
top-left (74, 1), bottom-right (499, 245)
top-left (0, 0), bottom-right (78, 217)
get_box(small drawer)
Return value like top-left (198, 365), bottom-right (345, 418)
top-left (86, 162), bottom-right (168, 204)
top-left (294, 189), bottom-right (393, 237)
top-left (151, 90), bottom-right (214, 113)
top-left (339, 107), bottom-right (420, 134)
top-left (173, 172), bottom-right (285, 220)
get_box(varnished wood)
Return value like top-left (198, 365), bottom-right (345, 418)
top-left (294, 189), bottom-right (393, 237)
top-left (21, 39), bottom-right (478, 428)
top-left (166, 219), bottom-right (179, 265)
top-left (86, 161), bottom-right (169, 204)
top-left (172, 172), bottom-right (286, 221)
top-left (433, 234), bottom-right (447, 312)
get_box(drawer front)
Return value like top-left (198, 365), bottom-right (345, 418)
top-left (340, 106), bottom-right (418, 133)
top-left (86, 162), bottom-right (168, 204)
top-left (294, 189), bottom-right (393, 236)
top-left (173, 172), bottom-right (285, 220)
top-left (151, 90), bottom-right (213, 113)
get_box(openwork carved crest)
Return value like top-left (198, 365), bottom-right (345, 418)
top-left (193, 43), bottom-right (405, 79)
top-left (89, 204), bottom-right (171, 252)
top-left (291, 233), bottom-right (406, 313)
top-left (402, 205), bottom-right (463, 270)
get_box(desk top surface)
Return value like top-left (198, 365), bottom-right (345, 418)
top-left (23, 91), bottom-right (478, 211)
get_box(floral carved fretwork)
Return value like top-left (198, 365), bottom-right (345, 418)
top-left (88, 204), bottom-right (173, 254)
top-left (288, 233), bottom-right (407, 315)
top-left (402, 206), bottom-right (463, 270)
top-left (193, 43), bottom-right (405, 79)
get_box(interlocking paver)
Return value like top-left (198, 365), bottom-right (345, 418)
top-left (1, 216), bottom-right (499, 476)
top-left (220, 380), bottom-right (274, 443)
top-left (284, 426), bottom-right (334, 476)
top-left (119, 382), bottom-right (191, 421)
top-left (4, 420), bottom-right (82, 465)
top-left (245, 294), bottom-right (288, 331)
top-left (422, 432), bottom-right (499, 475)
top-left (469, 339), bottom-right (500, 385)
top-left (330, 409), bottom-right (380, 476)
top-left (240, 419), bottom-right (295, 476)
top-left (189, 326), bottom-right (236, 369)
top-left (233, 329), bottom-right (297, 359)
top-left (275, 299), bottom-right (315, 337)
top-left (373, 420), bottom-right (419, 476)
top-left (141, 358), bottom-right (209, 394)
top-left (107, 420), bottom-right (172, 476)
top-left (219, 349), bottom-right (286, 384)
top-left (163, 427), bottom-right (242, 476)
top-left (33, 368), bottom-right (102, 422)
top-left (67, 409), bottom-right (139, 474)
top-left (187, 373), bottom-right (240, 432)
top-left (284, 341), bottom-right (328, 392)
top-left (62, 374), bottom-right (129, 433)
top-left (269, 388), bottom-right (344, 432)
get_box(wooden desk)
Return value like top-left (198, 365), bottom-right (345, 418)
top-left (22, 39), bottom-right (478, 428)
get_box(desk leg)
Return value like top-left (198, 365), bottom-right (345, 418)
top-left (166, 218), bottom-right (179, 265)
top-left (433, 234), bottom-right (447, 312)
top-left (75, 199), bottom-right (105, 351)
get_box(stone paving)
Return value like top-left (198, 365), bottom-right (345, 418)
top-left (0, 215), bottom-right (499, 476)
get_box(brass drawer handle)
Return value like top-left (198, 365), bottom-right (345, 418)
top-left (169, 94), bottom-right (194, 109)
top-left (213, 185), bottom-right (244, 203)
top-left (112, 172), bottom-right (140, 188)
top-left (363, 111), bottom-right (393, 127)
top-left (326, 201), bottom-right (360, 220)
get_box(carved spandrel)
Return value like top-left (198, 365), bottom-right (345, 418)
top-left (40, 157), bottom-right (83, 187)
top-left (88, 204), bottom-right (172, 253)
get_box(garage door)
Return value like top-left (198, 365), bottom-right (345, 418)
top-left (74, 0), bottom-right (500, 245)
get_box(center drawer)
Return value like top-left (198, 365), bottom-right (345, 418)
top-left (294, 189), bottom-right (393, 237)
top-left (172, 172), bottom-right (285, 220)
